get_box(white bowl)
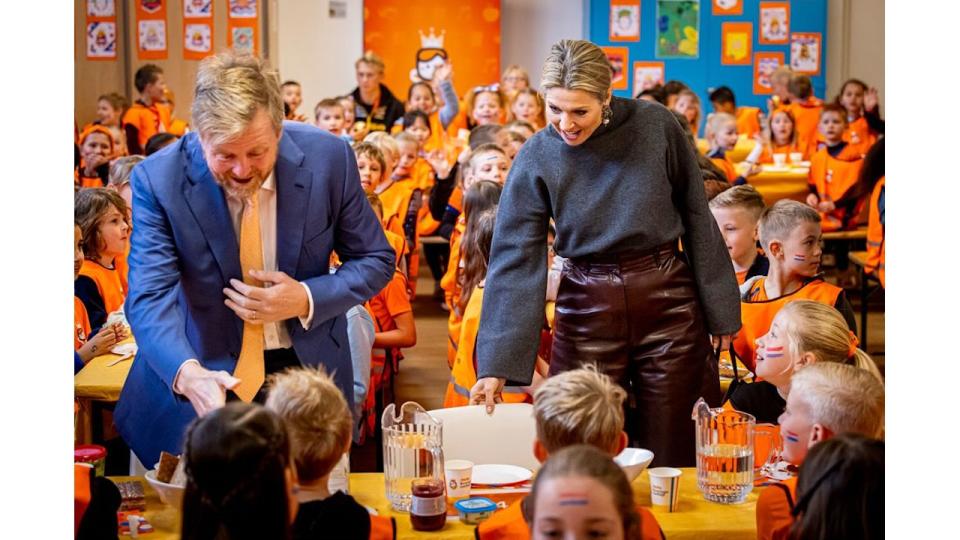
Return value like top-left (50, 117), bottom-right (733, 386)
top-left (614, 448), bottom-right (655, 482)
top-left (144, 469), bottom-right (185, 510)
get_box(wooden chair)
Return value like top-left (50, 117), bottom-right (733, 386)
top-left (848, 251), bottom-right (883, 351)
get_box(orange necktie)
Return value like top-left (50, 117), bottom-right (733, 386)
top-left (232, 194), bottom-right (265, 402)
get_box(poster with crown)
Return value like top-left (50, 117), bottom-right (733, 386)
top-left (183, 0), bottom-right (214, 59)
top-left (86, 0), bottom-right (117, 60)
top-left (136, 0), bottom-right (168, 60)
top-left (364, 0), bottom-right (501, 102)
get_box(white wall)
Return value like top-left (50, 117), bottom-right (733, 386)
top-left (826, 0), bottom-right (884, 110)
top-left (501, 0), bottom-right (586, 88)
top-left (270, 0), bottom-right (364, 121)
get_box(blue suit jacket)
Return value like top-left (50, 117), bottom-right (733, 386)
top-left (115, 122), bottom-right (394, 466)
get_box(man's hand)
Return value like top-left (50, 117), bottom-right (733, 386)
top-left (469, 377), bottom-right (506, 415)
top-left (223, 270), bottom-right (309, 324)
top-left (174, 362), bottom-right (240, 417)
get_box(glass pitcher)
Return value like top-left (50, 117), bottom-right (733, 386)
top-left (692, 398), bottom-right (755, 503)
top-left (382, 401), bottom-right (445, 511)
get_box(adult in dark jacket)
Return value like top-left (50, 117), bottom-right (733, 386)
top-left (350, 52), bottom-right (406, 134)
top-left (471, 40), bottom-right (741, 467)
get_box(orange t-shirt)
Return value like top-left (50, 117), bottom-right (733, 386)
top-left (477, 496), bottom-right (665, 540)
top-left (74, 296), bottom-right (91, 351)
top-left (121, 100), bottom-right (172, 152)
top-left (865, 177), bottom-right (885, 287)
top-left (787, 97), bottom-right (824, 157)
top-left (366, 270), bottom-right (413, 335)
top-left (756, 476), bottom-right (798, 540)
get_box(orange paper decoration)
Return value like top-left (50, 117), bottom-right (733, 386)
top-left (721, 22), bottom-right (752, 66)
top-left (136, 0), bottom-right (168, 60)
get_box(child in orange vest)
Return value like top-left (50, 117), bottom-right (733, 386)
top-left (732, 200), bottom-right (857, 372)
top-left (477, 367), bottom-right (663, 540)
top-left (785, 75), bottom-right (823, 157)
top-left (705, 113), bottom-right (761, 184)
top-left (74, 188), bottom-right (131, 334)
top-left (709, 85), bottom-right (762, 138)
top-left (265, 367), bottom-right (396, 540)
top-left (447, 85), bottom-right (507, 138)
top-left (76, 125), bottom-right (115, 189)
top-left (86, 92), bottom-right (128, 157)
top-left (381, 133), bottom-right (424, 296)
top-left (727, 300), bottom-right (883, 425)
top-left (835, 78), bottom-right (882, 151)
top-left (805, 105), bottom-right (867, 232)
top-left (709, 185), bottom-right (768, 285)
top-left (755, 363), bottom-right (883, 540)
top-left (121, 64), bottom-right (170, 155)
top-left (758, 108), bottom-right (805, 164)
top-left (398, 73), bottom-right (460, 150)
top-left (74, 223), bottom-right (124, 373)
top-left (865, 176), bottom-right (885, 287)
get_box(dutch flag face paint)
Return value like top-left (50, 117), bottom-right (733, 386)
top-left (793, 254), bottom-right (807, 262)
top-left (765, 346), bottom-right (785, 359)
top-left (783, 430), bottom-right (801, 443)
top-left (558, 492), bottom-right (589, 506)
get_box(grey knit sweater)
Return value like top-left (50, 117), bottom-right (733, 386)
top-left (475, 96), bottom-right (741, 385)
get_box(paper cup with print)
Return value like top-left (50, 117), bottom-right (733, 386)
top-left (444, 459), bottom-right (474, 501)
top-left (648, 467), bottom-right (682, 512)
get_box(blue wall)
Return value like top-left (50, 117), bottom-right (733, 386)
top-left (588, 0), bottom-right (827, 128)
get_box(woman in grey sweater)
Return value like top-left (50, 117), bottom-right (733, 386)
top-left (470, 40), bottom-right (741, 467)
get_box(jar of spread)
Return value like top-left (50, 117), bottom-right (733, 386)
top-left (410, 478), bottom-right (446, 531)
top-left (75, 445), bottom-right (108, 477)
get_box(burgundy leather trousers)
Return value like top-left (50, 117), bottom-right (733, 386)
top-left (549, 241), bottom-right (721, 467)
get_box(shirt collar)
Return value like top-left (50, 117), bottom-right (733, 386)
top-left (261, 170), bottom-right (275, 192)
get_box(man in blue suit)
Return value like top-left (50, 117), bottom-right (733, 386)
top-left (115, 52), bottom-right (394, 467)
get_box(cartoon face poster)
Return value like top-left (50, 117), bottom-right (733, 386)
top-left (790, 32), bottom-right (821, 75)
top-left (633, 61), bottom-right (665, 93)
top-left (87, 0), bottom-right (115, 18)
top-left (232, 27), bottom-right (255, 53)
top-left (602, 47), bottom-right (629, 90)
top-left (139, 20), bottom-right (167, 51)
top-left (610, 0), bottom-right (641, 42)
top-left (185, 24), bottom-right (212, 52)
top-left (759, 2), bottom-right (789, 44)
top-left (753, 51), bottom-right (784, 94)
top-left (229, 0), bottom-right (257, 18)
top-left (183, 0), bottom-right (212, 18)
top-left (87, 22), bottom-right (117, 58)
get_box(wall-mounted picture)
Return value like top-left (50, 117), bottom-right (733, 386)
top-left (87, 21), bottom-right (117, 58)
top-left (610, 0), bottom-right (641, 42)
top-left (633, 61), bottom-right (665, 93)
top-left (138, 20), bottom-right (167, 52)
top-left (712, 0), bottom-right (741, 16)
top-left (231, 27), bottom-right (255, 54)
top-left (184, 0), bottom-right (212, 18)
top-left (87, 0), bottom-right (116, 18)
top-left (601, 46), bottom-right (630, 89)
top-left (184, 23), bottom-right (212, 53)
top-left (790, 32), bottom-right (821, 75)
top-left (721, 21), bottom-right (752, 65)
top-left (229, 0), bottom-right (257, 18)
top-left (656, 0), bottom-right (700, 59)
top-left (759, 2), bottom-right (789, 44)
top-left (753, 51), bottom-right (784, 94)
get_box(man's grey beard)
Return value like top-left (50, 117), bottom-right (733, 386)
top-left (212, 171), bottom-right (266, 201)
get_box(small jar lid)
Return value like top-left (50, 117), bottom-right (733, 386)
top-left (455, 497), bottom-right (497, 514)
top-left (74, 444), bottom-right (107, 462)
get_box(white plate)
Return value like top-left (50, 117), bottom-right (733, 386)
top-left (471, 464), bottom-right (533, 486)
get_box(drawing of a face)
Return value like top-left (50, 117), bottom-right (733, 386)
top-left (415, 48), bottom-right (447, 82)
top-left (96, 30), bottom-right (107, 48)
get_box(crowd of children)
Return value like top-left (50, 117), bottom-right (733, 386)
top-left (74, 48), bottom-right (885, 539)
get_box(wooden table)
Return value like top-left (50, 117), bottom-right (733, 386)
top-left (75, 337), bottom-right (135, 443)
top-left (115, 469), bottom-right (758, 539)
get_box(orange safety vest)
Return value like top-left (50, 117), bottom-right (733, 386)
top-left (710, 155), bottom-right (738, 182)
top-left (756, 476), bottom-right (797, 540)
top-left (75, 464), bottom-right (92, 535)
top-left (736, 107), bottom-right (762, 138)
top-left (417, 205), bottom-right (440, 237)
top-left (79, 259), bottom-right (128, 316)
top-left (441, 216), bottom-right (467, 368)
top-left (443, 286), bottom-right (532, 407)
top-left (75, 296), bottom-right (91, 351)
top-left (733, 277), bottom-right (843, 372)
top-left (844, 116), bottom-right (877, 152)
top-left (808, 144), bottom-right (866, 232)
top-left (122, 100), bottom-right (172, 151)
top-left (380, 178), bottom-right (420, 294)
top-left (369, 515), bottom-right (395, 540)
top-left (477, 496), bottom-right (665, 540)
top-left (865, 176), bottom-right (885, 287)
top-left (787, 98), bottom-right (823, 157)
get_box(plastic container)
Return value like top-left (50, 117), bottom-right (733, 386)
top-left (75, 445), bottom-right (107, 477)
top-left (454, 497), bottom-right (498, 525)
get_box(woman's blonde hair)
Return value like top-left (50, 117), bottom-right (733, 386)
top-left (777, 300), bottom-right (884, 384)
top-left (533, 365), bottom-right (626, 454)
top-left (540, 39), bottom-right (612, 103)
top-left (192, 51), bottom-right (284, 145)
top-left (264, 366), bottom-right (352, 484)
top-left (790, 363), bottom-right (885, 439)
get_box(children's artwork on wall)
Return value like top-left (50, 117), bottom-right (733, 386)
top-left (183, 0), bottom-right (212, 18)
top-left (711, 0), bottom-right (741, 16)
top-left (184, 24), bottom-right (212, 56)
top-left (602, 47), bottom-right (630, 89)
top-left (633, 61), bottom-right (665, 93)
top-left (230, 27), bottom-right (255, 54)
top-left (790, 32), bottom-right (821, 75)
top-left (136, 0), bottom-right (167, 60)
top-left (759, 2), bottom-right (789, 44)
top-left (413, 30), bottom-right (448, 82)
top-left (610, 0), bottom-right (641, 42)
top-left (87, 0), bottom-right (115, 18)
top-left (138, 21), bottom-right (167, 54)
top-left (87, 22), bottom-right (117, 59)
top-left (656, 0), bottom-right (700, 59)
top-left (753, 51), bottom-right (784, 94)
top-left (229, 0), bottom-right (258, 19)
top-left (720, 22), bottom-right (752, 65)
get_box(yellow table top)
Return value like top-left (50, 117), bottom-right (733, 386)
top-left (115, 469), bottom-right (757, 539)
top-left (697, 136), bottom-right (758, 163)
top-left (75, 337), bottom-right (136, 401)
top-left (747, 164), bottom-right (810, 206)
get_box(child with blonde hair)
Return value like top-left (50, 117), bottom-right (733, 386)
top-left (709, 185), bottom-right (768, 285)
top-left (313, 98), bottom-right (346, 135)
top-left (500, 64), bottom-right (530, 96)
top-left (729, 300), bottom-right (882, 424)
top-left (756, 363), bottom-right (884, 540)
top-left (509, 88), bottom-right (545, 130)
top-left (672, 89), bottom-right (702, 137)
top-left (381, 132), bottom-right (424, 296)
top-left (363, 131), bottom-right (399, 183)
top-left (265, 367), bottom-right (396, 539)
top-left (732, 200), bottom-right (856, 372)
top-left (447, 86), bottom-right (507, 137)
top-left (477, 366), bottom-right (662, 539)
top-left (705, 113), bottom-right (760, 184)
top-left (108, 155), bottom-right (145, 211)
top-left (87, 93), bottom-right (128, 157)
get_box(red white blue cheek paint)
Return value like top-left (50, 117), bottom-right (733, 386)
top-left (558, 492), bottom-right (589, 506)
top-left (765, 346), bottom-right (785, 359)
top-left (783, 430), bottom-right (801, 443)
top-left (793, 254), bottom-right (807, 262)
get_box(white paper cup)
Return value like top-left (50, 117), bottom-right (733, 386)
top-left (772, 153), bottom-right (787, 167)
top-left (648, 467), bottom-right (682, 512)
top-left (789, 152), bottom-right (804, 163)
top-left (445, 459), bottom-right (474, 500)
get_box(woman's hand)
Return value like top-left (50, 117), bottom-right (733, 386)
top-left (710, 334), bottom-right (735, 351)
top-left (470, 377), bottom-right (505, 414)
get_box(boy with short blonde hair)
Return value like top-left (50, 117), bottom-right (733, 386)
top-left (709, 185), bottom-right (768, 285)
top-left (756, 363), bottom-right (884, 540)
top-left (732, 200), bottom-right (856, 371)
top-left (314, 98), bottom-right (346, 134)
top-left (705, 112), bottom-right (758, 184)
top-left (265, 367), bottom-right (395, 539)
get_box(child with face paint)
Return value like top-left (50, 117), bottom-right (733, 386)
top-left (477, 367), bottom-right (663, 540)
top-left (731, 200), bottom-right (857, 372)
top-left (727, 300), bottom-right (883, 424)
top-left (755, 363), bottom-right (883, 540)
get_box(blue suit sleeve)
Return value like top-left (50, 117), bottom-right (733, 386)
top-left (74, 351), bottom-right (85, 375)
top-left (124, 166), bottom-right (200, 392)
top-left (301, 143), bottom-right (395, 327)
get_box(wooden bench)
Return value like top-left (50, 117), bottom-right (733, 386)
top-left (848, 251), bottom-right (883, 350)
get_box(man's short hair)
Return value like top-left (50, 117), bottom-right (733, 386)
top-left (192, 51), bottom-right (284, 145)
top-left (265, 367), bottom-right (353, 483)
top-left (709, 185), bottom-right (766, 222)
top-left (134, 64), bottom-right (163, 93)
top-left (533, 365), bottom-right (626, 454)
top-left (790, 363), bottom-right (884, 438)
top-left (788, 74), bottom-right (814, 99)
top-left (708, 86), bottom-right (736, 106)
top-left (758, 199), bottom-right (821, 251)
